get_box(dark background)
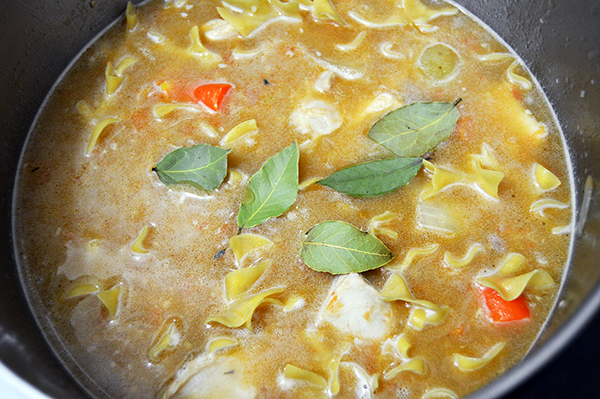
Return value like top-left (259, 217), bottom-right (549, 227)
top-left (507, 310), bottom-right (600, 398)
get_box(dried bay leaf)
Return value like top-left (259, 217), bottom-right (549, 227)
top-left (319, 157), bottom-right (423, 197)
top-left (368, 101), bottom-right (460, 157)
top-left (238, 142), bottom-right (299, 228)
top-left (154, 144), bottom-right (230, 191)
top-left (301, 221), bottom-right (395, 274)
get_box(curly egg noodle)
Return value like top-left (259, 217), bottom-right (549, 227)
top-left (15, 0), bottom-right (572, 398)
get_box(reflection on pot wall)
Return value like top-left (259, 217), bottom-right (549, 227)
top-left (0, 1), bottom-right (598, 399)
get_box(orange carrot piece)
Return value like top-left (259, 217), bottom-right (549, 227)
top-left (194, 83), bottom-right (232, 111)
top-left (512, 86), bottom-right (523, 102)
top-left (481, 286), bottom-right (530, 323)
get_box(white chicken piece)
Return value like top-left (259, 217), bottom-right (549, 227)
top-left (317, 273), bottom-right (392, 340)
top-left (363, 93), bottom-right (401, 114)
top-left (290, 100), bottom-right (342, 136)
top-left (314, 70), bottom-right (335, 92)
top-left (201, 19), bottom-right (238, 41)
top-left (165, 357), bottom-right (256, 399)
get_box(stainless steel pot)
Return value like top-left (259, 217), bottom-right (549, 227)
top-left (1, 1), bottom-right (598, 398)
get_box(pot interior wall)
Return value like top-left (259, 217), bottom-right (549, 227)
top-left (459, 0), bottom-right (600, 338)
top-left (457, 0), bottom-right (600, 397)
top-left (0, 1), bottom-right (134, 397)
top-left (458, 0), bottom-right (600, 330)
top-left (0, 1), bottom-right (598, 398)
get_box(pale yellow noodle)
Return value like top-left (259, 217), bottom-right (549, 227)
top-left (204, 287), bottom-right (284, 329)
top-left (444, 243), bottom-right (484, 268)
top-left (386, 244), bottom-right (439, 271)
top-left (383, 358), bottom-right (426, 380)
top-left (283, 364), bottom-right (328, 388)
top-left (126, 1), bottom-right (137, 31)
top-left (225, 260), bottom-right (270, 300)
top-left (229, 233), bottom-right (273, 265)
top-left (454, 342), bottom-right (506, 371)
top-left (86, 118), bottom-right (120, 155)
top-left (336, 31), bottom-right (366, 51)
top-left (221, 119), bottom-right (259, 145)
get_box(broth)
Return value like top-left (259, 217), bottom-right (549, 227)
top-left (14, 0), bottom-right (572, 398)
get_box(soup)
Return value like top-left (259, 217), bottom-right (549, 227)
top-left (14, 0), bottom-right (573, 398)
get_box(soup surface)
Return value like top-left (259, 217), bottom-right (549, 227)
top-left (14, 0), bottom-right (573, 398)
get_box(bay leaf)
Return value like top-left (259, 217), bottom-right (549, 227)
top-left (154, 144), bottom-right (229, 191)
top-left (368, 101), bottom-right (460, 157)
top-left (300, 221), bottom-right (395, 274)
top-left (318, 157), bottom-right (423, 197)
top-left (238, 142), bottom-right (299, 228)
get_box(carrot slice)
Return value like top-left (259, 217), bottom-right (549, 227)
top-left (481, 286), bottom-right (530, 322)
top-left (194, 83), bottom-right (232, 111)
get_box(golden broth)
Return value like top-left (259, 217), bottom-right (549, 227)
top-left (14, 0), bottom-right (572, 398)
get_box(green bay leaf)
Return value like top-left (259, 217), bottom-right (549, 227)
top-left (238, 141), bottom-right (299, 228)
top-left (319, 157), bottom-right (423, 197)
top-left (368, 101), bottom-right (460, 157)
top-left (154, 144), bottom-right (230, 190)
top-left (300, 221), bottom-right (395, 275)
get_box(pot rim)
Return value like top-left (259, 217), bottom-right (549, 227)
top-left (3, 1), bottom-right (599, 398)
top-left (468, 281), bottom-right (600, 398)
top-left (2, 285), bottom-right (599, 399)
